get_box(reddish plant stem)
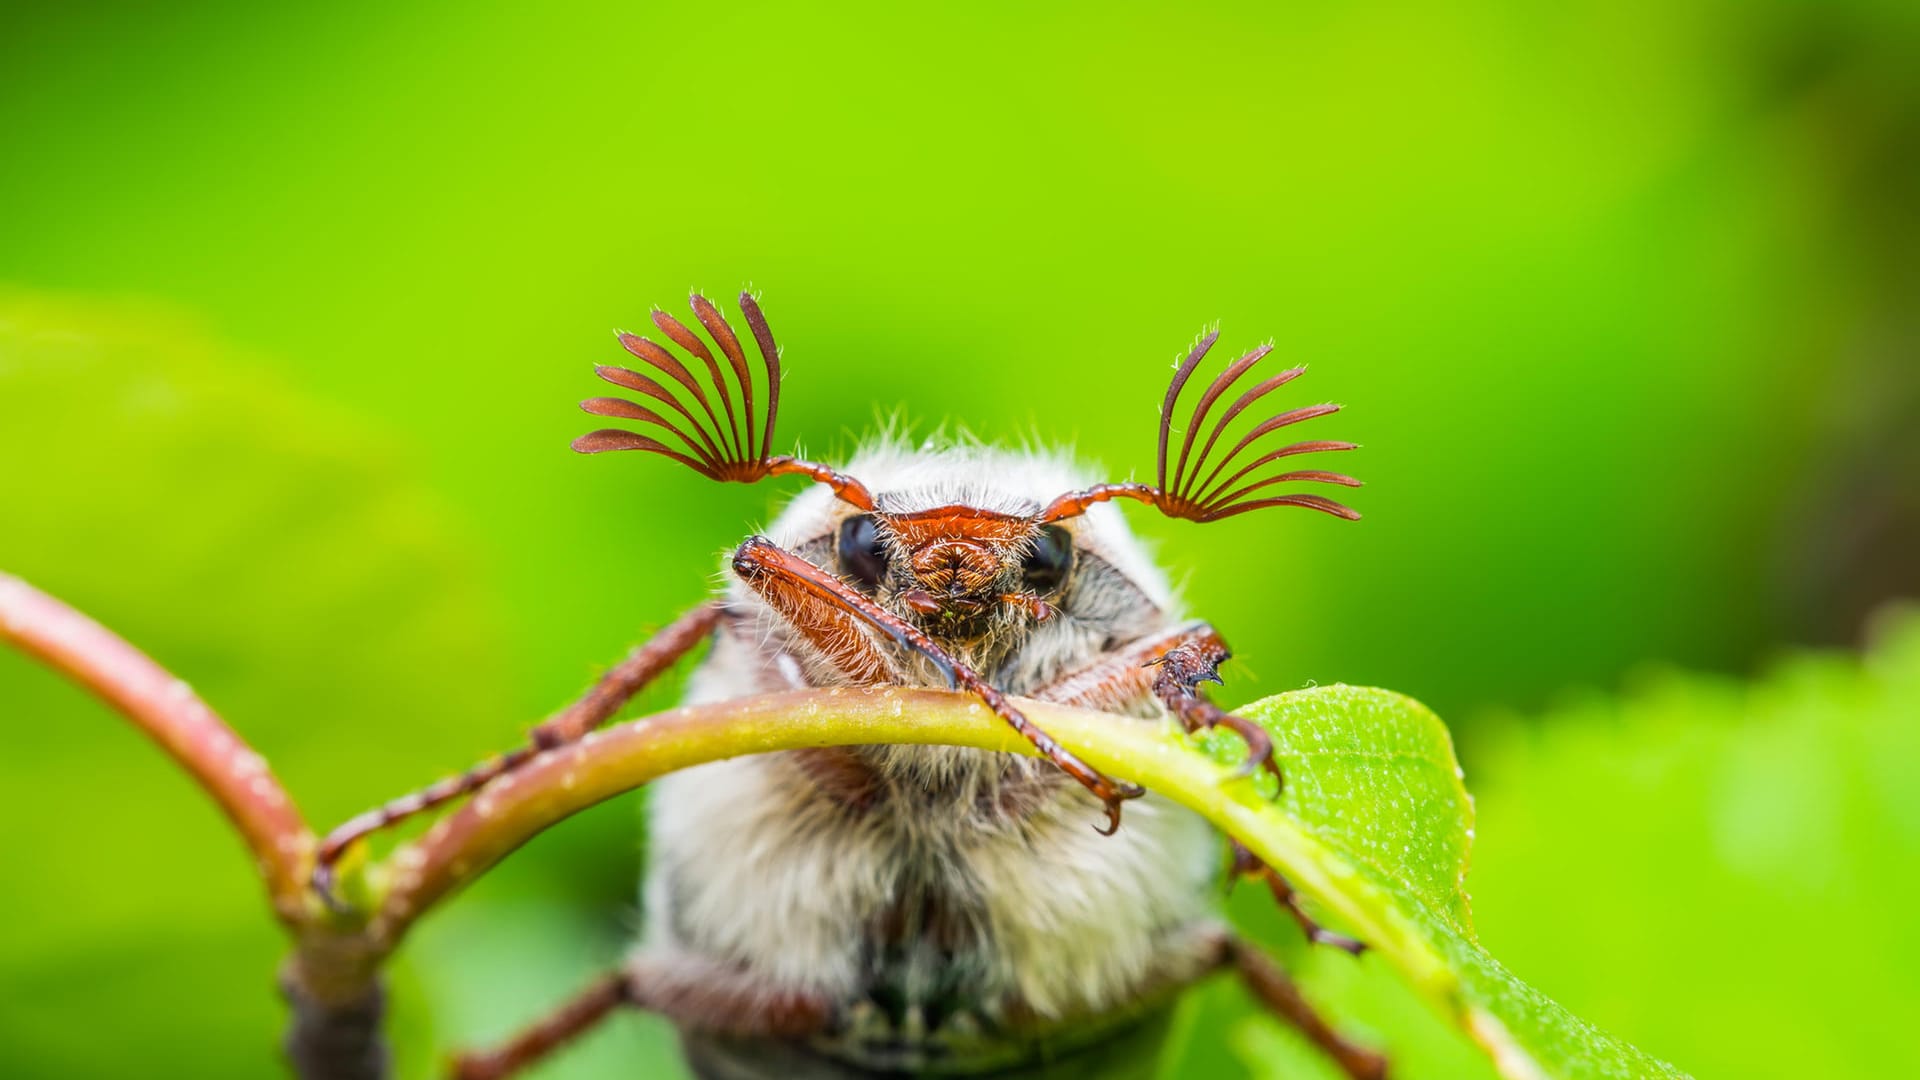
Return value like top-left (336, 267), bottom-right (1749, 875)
top-left (0, 573), bottom-right (387, 1077)
top-left (366, 688), bottom-right (1055, 953)
top-left (0, 573), bottom-right (316, 925)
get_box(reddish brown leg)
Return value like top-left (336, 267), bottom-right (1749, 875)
top-left (313, 602), bottom-right (723, 900)
top-left (1037, 628), bottom-right (1366, 956)
top-left (1223, 936), bottom-right (1388, 1080)
top-left (1148, 636), bottom-right (1282, 788)
top-left (1034, 620), bottom-right (1278, 786)
top-left (730, 535), bottom-right (1145, 834)
top-left (1033, 620), bottom-right (1226, 710)
top-left (450, 953), bottom-right (833, 1080)
top-left (1230, 841), bottom-right (1366, 955)
top-left (451, 972), bottom-right (631, 1080)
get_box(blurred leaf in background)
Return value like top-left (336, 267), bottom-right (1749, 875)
top-left (2, 0), bottom-right (1917, 1076)
top-left (0, 293), bottom-right (692, 1075)
top-left (0, 294), bottom-right (511, 1074)
top-left (1466, 609), bottom-right (1920, 1079)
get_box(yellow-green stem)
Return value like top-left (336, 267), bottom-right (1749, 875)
top-left (369, 686), bottom-right (1461, 1015)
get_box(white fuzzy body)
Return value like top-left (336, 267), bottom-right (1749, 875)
top-left (638, 444), bottom-right (1225, 1074)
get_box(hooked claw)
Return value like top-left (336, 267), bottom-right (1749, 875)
top-left (1219, 714), bottom-right (1284, 795)
top-left (1093, 781), bottom-right (1149, 836)
top-left (1151, 642), bottom-right (1283, 797)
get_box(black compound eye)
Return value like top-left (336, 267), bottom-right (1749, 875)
top-left (837, 514), bottom-right (889, 592)
top-left (1023, 525), bottom-right (1074, 594)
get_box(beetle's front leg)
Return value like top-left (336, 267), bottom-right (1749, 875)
top-left (1035, 620), bottom-right (1279, 786)
top-left (728, 535), bottom-right (1146, 834)
top-left (1147, 634), bottom-right (1283, 788)
top-left (1036, 623), bottom-right (1365, 955)
top-left (1145, 637), bottom-right (1368, 952)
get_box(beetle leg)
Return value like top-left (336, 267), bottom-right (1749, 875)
top-left (450, 971), bottom-right (631, 1080)
top-left (730, 535), bottom-right (1145, 834)
top-left (1230, 841), bottom-right (1367, 955)
top-left (1216, 934), bottom-right (1388, 1080)
top-left (1147, 637), bottom-right (1282, 789)
top-left (1033, 621), bottom-right (1280, 789)
top-left (450, 952), bottom-right (833, 1080)
top-left (312, 602), bottom-right (724, 903)
top-left (1032, 620), bottom-right (1226, 710)
top-left (1037, 629), bottom-right (1366, 955)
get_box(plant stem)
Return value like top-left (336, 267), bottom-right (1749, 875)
top-left (0, 572), bottom-right (384, 1078)
top-left (368, 686), bottom-right (1458, 1014)
top-left (0, 572), bottom-right (315, 924)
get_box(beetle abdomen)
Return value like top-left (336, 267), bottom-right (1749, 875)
top-left (679, 1001), bottom-right (1179, 1080)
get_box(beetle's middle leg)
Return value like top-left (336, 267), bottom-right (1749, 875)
top-left (312, 601), bottom-right (724, 900)
top-left (1213, 933), bottom-right (1389, 1080)
top-left (1229, 841), bottom-right (1367, 955)
top-left (729, 534), bottom-right (1146, 833)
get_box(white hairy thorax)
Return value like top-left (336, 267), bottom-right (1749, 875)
top-left (640, 441), bottom-right (1225, 1072)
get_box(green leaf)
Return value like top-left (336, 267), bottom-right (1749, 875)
top-left (1465, 611), bottom-right (1920, 1078)
top-left (1195, 686), bottom-right (1686, 1080)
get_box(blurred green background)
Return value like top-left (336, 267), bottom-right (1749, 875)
top-left (2, 1), bottom-right (1916, 1077)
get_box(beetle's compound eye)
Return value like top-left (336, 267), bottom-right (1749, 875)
top-left (1023, 525), bottom-right (1074, 594)
top-left (837, 514), bottom-right (889, 592)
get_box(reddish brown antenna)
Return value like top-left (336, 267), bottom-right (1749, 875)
top-left (1041, 328), bottom-right (1360, 523)
top-left (573, 292), bottom-right (875, 510)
